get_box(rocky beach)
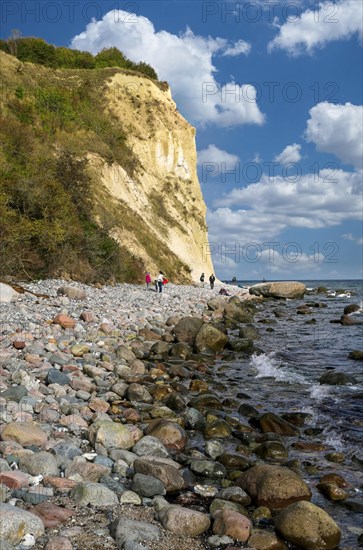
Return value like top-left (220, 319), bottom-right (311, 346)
top-left (0, 279), bottom-right (362, 550)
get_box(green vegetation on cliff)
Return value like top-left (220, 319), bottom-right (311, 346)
top-left (0, 36), bottom-right (158, 79)
top-left (0, 47), bottom-right (191, 283)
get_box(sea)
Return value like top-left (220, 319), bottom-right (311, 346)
top-left (214, 279), bottom-right (363, 547)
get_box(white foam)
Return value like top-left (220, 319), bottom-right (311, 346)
top-left (250, 353), bottom-right (306, 384)
top-left (309, 384), bottom-right (333, 402)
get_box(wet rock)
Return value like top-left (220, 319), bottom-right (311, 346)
top-left (344, 304), bottom-right (360, 314)
top-left (0, 503), bottom-right (44, 545)
top-left (257, 413), bottom-right (299, 436)
top-left (348, 350), bottom-right (363, 360)
top-left (184, 407), bottom-right (206, 430)
top-left (317, 482), bottom-right (348, 501)
top-left (224, 303), bottom-right (252, 323)
top-left (172, 317), bottom-right (203, 343)
top-left (239, 403), bottom-right (259, 418)
top-left (204, 419), bottom-right (232, 439)
top-left (110, 517), bottom-right (160, 547)
top-left (248, 529), bottom-right (287, 549)
top-left (236, 465), bottom-right (311, 509)
top-left (145, 419), bottom-right (188, 451)
top-left (249, 282), bottom-right (306, 300)
top-left (251, 506), bottom-right (272, 524)
top-left (195, 324), bottom-right (229, 353)
top-left (254, 441), bottom-right (288, 461)
top-left (217, 486), bottom-right (251, 506)
top-left (190, 459), bottom-right (227, 479)
top-left (275, 501), bottom-right (341, 550)
top-left (189, 393), bottom-right (222, 411)
top-left (219, 453), bottom-right (252, 470)
top-left (340, 314), bottom-right (363, 325)
top-left (319, 371), bottom-right (358, 385)
top-left (212, 509), bottom-right (251, 541)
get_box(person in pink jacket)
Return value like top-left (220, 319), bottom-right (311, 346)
top-left (145, 272), bottom-right (152, 289)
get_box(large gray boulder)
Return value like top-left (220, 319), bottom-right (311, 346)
top-left (249, 282), bottom-right (306, 299)
top-left (173, 317), bottom-right (203, 343)
top-left (0, 503), bottom-right (44, 545)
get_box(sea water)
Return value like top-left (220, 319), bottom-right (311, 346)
top-left (215, 279), bottom-right (363, 547)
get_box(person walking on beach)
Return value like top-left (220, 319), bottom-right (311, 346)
top-left (209, 274), bottom-right (215, 289)
top-left (157, 271), bottom-right (164, 293)
top-left (145, 271), bottom-right (152, 289)
top-left (200, 273), bottom-right (205, 287)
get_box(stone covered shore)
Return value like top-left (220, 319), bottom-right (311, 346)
top-left (0, 280), bottom-right (349, 549)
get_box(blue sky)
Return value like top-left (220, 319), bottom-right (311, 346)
top-left (2, 0), bottom-right (362, 280)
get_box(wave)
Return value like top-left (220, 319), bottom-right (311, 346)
top-left (250, 352), bottom-right (307, 384)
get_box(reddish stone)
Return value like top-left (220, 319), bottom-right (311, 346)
top-left (53, 314), bottom-right (76, 329)
top-left (80, 311), bottom-right (94, 323)
top-left (88, 398), bottom-right (110, 413)
top-left (0, 470), bottom-right (29, 489)
top-left (13, 341), bottom-right (26, 349)
top-left (123, 408), bottom-right (141, 423)
top-left (213, 510), bottom-right (251, 541)
top-left (32, 501), bottom-right (75, 528)
top-left (43, 476), bottom-right (77, 492)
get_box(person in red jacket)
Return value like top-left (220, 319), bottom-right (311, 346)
top-left (145, 272), bottom-right (152, 289)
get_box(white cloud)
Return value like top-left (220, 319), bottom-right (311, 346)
top-left (70, 11), bottom-right (264, 128)
top-left (342, 233), bottom-right (363, 245)
top-left (305, 102), bottom-right (363, 169)
top-left (221, 39), bottom-right (251, 56)
top-left (274, 143), bottom-right (302, 164)
top-left (212, 168), bottom-right (362, 238)
top-left (197, 145), bottom-right (239, 171)
top-left (268, 0), bottom-right (363, 56)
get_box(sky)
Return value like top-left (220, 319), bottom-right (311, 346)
top-left (1, 0), bottom-right (363, 280)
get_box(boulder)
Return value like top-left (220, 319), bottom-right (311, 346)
top-left (319, 371), bottom-right (358, 385)
top-left (0, 503), bottom-right (44, 545)
top-left (133, 457), bottom-right (184, 492)
top-left (31, 502), bottom-right (75, 528)
top-left (212, 510), bottom-right (251, 541)
top-left (348, 349), bottom-right (363, 361)
top-left (344, 304), bottom-right (360, 314)
top-left (110, 517), bottom-right (160, 547)
top-left (145, 419), bottom-right (187, 451)
top-left (195, 324), bottom-right (229, 353)
top-left (275, 501), bottom-right (341, 549)
top-left (0, 282), bottom-right (19, 304)
top-left (258, 413), bottom-right (300, 436)
top-left (1, 422), bottom-right (48, 447)
top-left (248, 529), bottom-right (287, 550)
top-left (88, 420), bottom-right (134, 450)
top-left (173, 317), bottom-right (203, 343)
top-left (249, 282), bottom-right (306, 299)
top-left (158, 504), bottom-right (211, 536)
top-left (70, 481), bottom-right (118, 507)
top-left (236, 465), bottom-right (311, 509)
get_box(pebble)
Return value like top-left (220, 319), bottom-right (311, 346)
top-left (0, 279), bottom-right (354, 550)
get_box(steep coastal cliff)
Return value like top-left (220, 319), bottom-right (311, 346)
top-left (0, 49), bottom-right (213, 283)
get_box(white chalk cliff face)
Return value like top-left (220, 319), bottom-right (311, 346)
top-left (91, 72), bottom-right (214, 283)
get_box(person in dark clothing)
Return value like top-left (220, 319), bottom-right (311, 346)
top-left (209, 274), bottom-right (216, 289)
top-left (200, 273), bottom-right (205, 287)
